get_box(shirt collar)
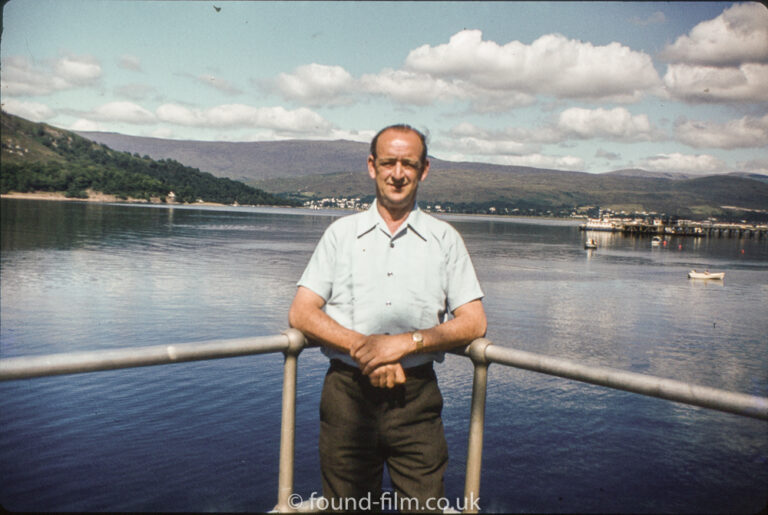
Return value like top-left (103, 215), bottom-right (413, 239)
top-left (356, 200), bottom-right (428, 242)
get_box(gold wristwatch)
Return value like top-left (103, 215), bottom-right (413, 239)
top-left (412, 331), bottom-right (424, 353)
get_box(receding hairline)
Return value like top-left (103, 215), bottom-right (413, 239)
top-left (369, 124), bottom-right (428, 165)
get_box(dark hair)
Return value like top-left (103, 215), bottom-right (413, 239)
top-left (369, 124), bottom-right (428, 167)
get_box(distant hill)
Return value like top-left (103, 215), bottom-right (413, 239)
top-left (1, 111), bottom-right (296, 206)
top-left (77, 130), bottom-right (570, 182)
top-left (76, 131), bottom-right (371, 182)
top-left (29, 120), bottom-right (768, 219)
top-left (604, 168), bottom-right (693, 180)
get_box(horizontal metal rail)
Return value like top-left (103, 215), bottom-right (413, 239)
top-left (0, 334), bottom-right (293, 381)
top-left (451, 342), bottom-right (768, 421)
top-left (2, 333), bottom-right (766, 514)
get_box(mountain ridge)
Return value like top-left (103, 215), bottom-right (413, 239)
top-left (76, 130), bottom-right (626, 182)
top-left (2, 116), bottom-right (763, 219)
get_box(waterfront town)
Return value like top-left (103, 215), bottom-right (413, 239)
top-left (301, 196), bottom-right (767, 238)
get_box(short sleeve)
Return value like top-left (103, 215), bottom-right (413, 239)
top-left (444, 230), bottom-right (484, 313)
top-left (297, 226), bottom-right (337, 302)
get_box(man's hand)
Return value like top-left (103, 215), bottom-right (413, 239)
top-left (351, 333), bottom-right (412, 375)
top-left (368, 363), bottom-right (406, 388)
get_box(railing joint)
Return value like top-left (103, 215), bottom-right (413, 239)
top-left (467, 337), bottom-right (492, 366)
top-left (282, 328), bottom-right (306, 357)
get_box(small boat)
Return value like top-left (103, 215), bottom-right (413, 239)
top-left (688, 270), bottom-right (725, 280)
top-left (585, 239), bottom-right (597, 249)
top-left (651, 236), bottom-right (662, 247)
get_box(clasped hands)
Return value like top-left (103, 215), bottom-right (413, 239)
top-left (350, 333), bottom-right (414, 389)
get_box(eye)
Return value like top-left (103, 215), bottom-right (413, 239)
top-left (378, 159), bottom-right (397, 168)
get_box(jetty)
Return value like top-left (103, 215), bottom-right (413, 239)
top-left (579, 217), bottom-right (768, 238)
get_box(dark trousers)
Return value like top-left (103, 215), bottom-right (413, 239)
top-left (319, 360), bottom-right (449, 512)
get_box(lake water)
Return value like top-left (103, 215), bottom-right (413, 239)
top-left (1, 198), bottom-right (767, 513)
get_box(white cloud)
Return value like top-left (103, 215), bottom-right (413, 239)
top-left (493, 153), bottom-right (585, 171)
top-left (359, 69), bottom-right (466, 105)
top-left (449, 122), bottom-right (561, 145)
top-left (663, 62), bottom-right (768, 103)
top-left (271, 30), bottom-right (663, 111)
top-left (440, 122), bottom-right (546, 155)
top-left (660, 3), bottom-right (768, 67)
top-left (436, 126), bottom-right (583, 170)
top-left (276, 64), bottom-right (356, 106)
top-left (118, 54), bottom-right (142, 71)
top-left (676, 113), bottom-right (768, 149)
top-left (439, 136), bottom-right (536, 156)
top-left (1, 55), bottom-right (102, 96)
top-left (1, 99), bottom-right (56, 121)
top-left (441, 108), bottom-right (658, 159)
top-left (90, 101), bottom-right (156, 124)
top-left (639, 152), bottom-right (728, 175)
top-left (69, 118), bottom-right (106, 132)
top-left (156, 103), bottom-right (332, 134)
top-left (156, 103), bottom-right (206, 126)
top-left (661, 4), bottom-right (768, 104)
top-left (739, 157), bottom-right (768, 175)
top-left (54, 55), bottom-right (102, 85)
top-left (404, 30), bottom-right (662, 103)
top-left (557, 107), bottom-right (657, 141)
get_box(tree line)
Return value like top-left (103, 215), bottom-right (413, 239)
top-left (1, 121), bottom-right (297, 206)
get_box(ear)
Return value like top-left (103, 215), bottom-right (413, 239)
top-left (367, 155), bottom-right (377, 180)
top-left (419, 158), bottom-right (430, 182)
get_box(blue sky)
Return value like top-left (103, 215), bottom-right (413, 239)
top-left (2, 1), bottom-right (766, 175)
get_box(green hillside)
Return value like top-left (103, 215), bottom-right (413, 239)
top-left (1, 111), bottom-right (297, 206)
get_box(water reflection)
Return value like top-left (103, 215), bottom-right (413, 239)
top-left (1, 199), bottom-right (767, 513)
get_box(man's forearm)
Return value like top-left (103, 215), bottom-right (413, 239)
top-left (422, 299), bottom-right (487, 352)
top-left (289, 287), bottom-right (407, 387)
top-left (352, 299), bottom-right (487, 374)
top-left (288, 286), bottom-right (366, 354)
top-left (289, 305), bottom-right (363, 353)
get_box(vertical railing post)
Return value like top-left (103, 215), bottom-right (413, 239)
top-left (275, 329), bottom-right (306, 512)
top-left (463, 338), bottom-right (491, 514)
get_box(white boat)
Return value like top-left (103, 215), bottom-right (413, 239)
top-left (579, 218), bottom-right (617, 232)
top-left (651, 236), bottom-right (662, 247)
top-left (585, 239), bottom-right (597, 249)
top-left (688, 270), bottom-right (725, 280)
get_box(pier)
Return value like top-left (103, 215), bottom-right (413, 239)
top-left (579, 218), bottom-right (768, 238)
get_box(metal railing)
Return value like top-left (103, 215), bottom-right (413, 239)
top-left (1, 331), bottom-right (766, 513)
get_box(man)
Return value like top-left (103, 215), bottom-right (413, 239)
top-left (289, 124), bottom-right (486, 511)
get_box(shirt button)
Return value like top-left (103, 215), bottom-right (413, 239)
top-left (387, 272), bottom-right (393, 277)
top-left (385, 301), bottom-right (392, 306)
top-left (390, 242), bottom-right (395, 248)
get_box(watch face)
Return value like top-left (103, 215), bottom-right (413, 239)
top-left (413, 332), bottom-right (424, 352)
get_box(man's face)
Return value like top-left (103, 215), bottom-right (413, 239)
top-left (367, 129), bottom-right (430, 212)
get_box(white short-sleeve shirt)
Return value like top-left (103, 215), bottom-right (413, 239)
top-left (298, 201), bottom-right (484, 368)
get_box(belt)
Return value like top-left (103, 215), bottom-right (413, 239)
top-left (329, 359), bottom-right (434, 379)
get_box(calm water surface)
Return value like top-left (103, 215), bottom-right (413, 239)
top-left (1, 199), bottom-right (767, 513)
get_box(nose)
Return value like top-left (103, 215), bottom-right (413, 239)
top-left (391, 160), bottom-right (405, 180)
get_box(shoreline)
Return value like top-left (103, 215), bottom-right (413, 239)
top-left (0, 190), bottom-right (228, 207)
top-left (1, 191), bottom-right (584, 223)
